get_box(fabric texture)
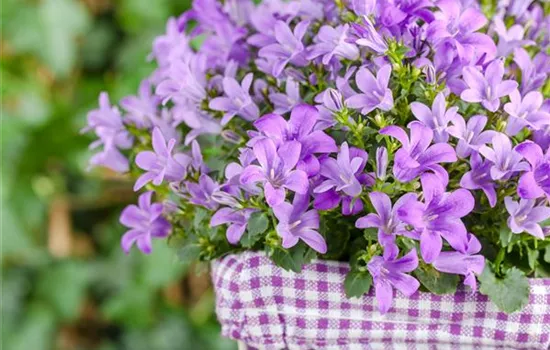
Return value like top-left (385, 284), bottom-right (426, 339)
top-left (211, 252), bottom-right (550, 350)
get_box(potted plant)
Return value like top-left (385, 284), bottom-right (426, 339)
top-left (84, 0), bottom-right (550, 348)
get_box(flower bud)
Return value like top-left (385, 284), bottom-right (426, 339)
top-left (375, 147), bottom-right (388, 180)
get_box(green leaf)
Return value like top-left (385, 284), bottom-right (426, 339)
top-left (142, 240), bottom-right (185, 288)
top-left (38, 0), bottom-right (91, 78)
top-left (36, 261), bottom-right (90, 321)
top-left (102, 284), bottom-right (155, 328)
top-left (499, 226), bottom-right (520, 247)
top-left (240, 212), bottom-right (268, 248)
top-left (414, 265), bottom-right (459, 295)
top-left (344, 271), bottom-right (372, 298)
top-left (270, 243), bottom-right (313, 273)
top-left (527, 249), bottom-right (539, 270)
top-left (479, 266), bottom-right (530, 313)
top-left (193, 208), bottom-right (209, 230)
top-left (177, 244), bottom-right (201, 264)
top-left (544, 246), bottom-right (550, 264)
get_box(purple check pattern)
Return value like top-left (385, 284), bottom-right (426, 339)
top-left (211, 252), bottom-right (550, 350)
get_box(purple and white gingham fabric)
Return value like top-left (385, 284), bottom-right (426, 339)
top-left (211, 252), bottom-right (550, 350)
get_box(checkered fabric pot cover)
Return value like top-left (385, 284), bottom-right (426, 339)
top-left (211, 252), bottom-right (550, 350)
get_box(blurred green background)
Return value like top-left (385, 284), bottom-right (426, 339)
top-left (1, 0), bottom-right (235, 349)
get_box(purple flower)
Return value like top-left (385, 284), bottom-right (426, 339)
top-left (397, 173), bottom-right (474, 263)
top-left (448, 115), bottom-right (496, 158)
top-left (380, 122), bottom-right (457, 183)
top-left (209, 73), bottom-right (260, 125)
top-left (375, 147), bottom-right (388, 180)
top-left (493, 18), bottom-right (534, 57)
top-left (533, 125), bottom-right (550, 151)
top-left (210, 208), bottom-right (256, 244)
top-left (315, 88), bottom-right (345, 130)
top-left (156, 57), bottom-right (207, 105)
top-left (190, 140), bottom-right (208, 174)
top-left (307, 24), bottom-right (359, 64)
top-left (350, 0), bottom-right (375, 16)
top-left (514, 48), bottom-right (549, 94)
top-left (240, 139), bottom-right (309, 207)
top-left (345, 65), bottom-right (394, 114)
top-left (378, 0), bottom-right (433, 27)
top-left (505, 197), bottom-right (550, 239)
top-left (258, 20), bottom-right (310, 77)
top-left (515, 141), bottom-right (550, 199)
top-left (428, 0), bottom-right (496, 60)
top-left (313, 142), bottom-right (372, 215)
top-left (151, 16), bottom-right (192, 67)
top-left (120, 191), bottom-right (171, 254)
top-left (356, 192), bottom-right (410, 258)
top-left (134, 128), bottom-right (191, 191)
top-left (460, 60), bottom-right (518, 112)
top-left (252, 104), bottom-right (337, 176)
top-left (433, 233), bottom-right (485, 292)
top-left (503, 90), bottom-right (550, 136)
top-left (410, 92), bottom-right (458, 143)
top-left (350, 17), bottom-right (387, 54)
top-left (83, 92), bottom-right (133, 172)
top-left (479, 133), bottom-right (530, 180)
top-left (120, 79), bottom-right (161, 128)
top-left (186, 174), bottom-right (220, 210)
top-left (367, 249), bottom-right (420, 314)
top-left (269, 78), bottom-right (301, 114)
top-left (460, 152), bottom-right (497, 207)
top-left (273, 194), bottom-right (327, 254)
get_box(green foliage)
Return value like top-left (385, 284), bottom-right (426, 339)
top-left (1, 0), bottom-right (234, 349)
top-left (240, 212), bottom-right (269, 247)
top-left (270, 243), bottom-right (317, 273)
top-left (479, 266), bottom-right (530, 313)
top-left (414, 265), bottom-right (459, 295)
top-left (344, 271), bottom-right (372, 298)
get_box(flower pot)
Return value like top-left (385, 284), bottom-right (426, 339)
top-left (211, 252), bottom-right (550, 349)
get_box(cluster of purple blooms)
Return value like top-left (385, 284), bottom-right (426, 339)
top-left (84, 0), bottom-right (550, 313)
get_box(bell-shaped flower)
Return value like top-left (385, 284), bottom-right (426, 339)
top-left (515, 141), bottom-right (550, 199)
top-left (273, 194), bottom-right (327, 254)
top-left (210, 208), bottom-right (256, 244)
top-left (410, 92), bottom-right (458, 143)
top-left (367, 249), bottom-right (420, 314)
top-left (397, 173), bottom-right (474, 263)
top-left (380, 122), bottom-right (457, 183)
top-left (240, 139), bottom-right (309, 207)
top-left (120, 191), bottom-right (171, 254)
top-left (209, 73), bottom-right (260, 125)
top-left (355, 192), bottom-right (411, 258)
top-left (433, 233), bottom-right (485, 292)
top-left (503, 90), bottom-right (550, 136)
top-left (460, 60), bottom-right (518, 112)
top-left (345, 65), bottom-right (394, 114)
top-left (252, 104), bottom-right (337, 176)
top-left (307, 24), bottom-right (359, 64)
top-left (460, 152), bottom-right (497, 207)
top-left (313, 142), bottom-right (372, 215)
top-left (134, 127), bottom-right (191, 191)
top-left (479, 133), bottom-right (530, 180)
top-left (505, 197), bottom-right (550, 239)
top-left (258, 20), bottom-right (310, 77)
top-left (448, 115), bottom-right (496, 158)
top-left (185, 174), bottom-right (220, 210)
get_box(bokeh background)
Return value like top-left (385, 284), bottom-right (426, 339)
top-left (1, 1), bottom-right (236, 349)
